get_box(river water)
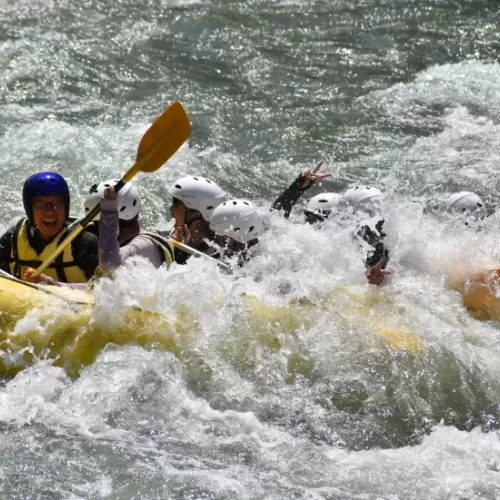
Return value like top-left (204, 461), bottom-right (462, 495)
top-left (1, 0), bottom-right (500, 498)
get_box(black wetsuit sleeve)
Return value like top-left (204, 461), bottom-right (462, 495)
top-left (358, 219), bottom-right (389, 268)
top-left (71, 230), bottom-right (99, 279)
top-left (271, 174), bottom-right (314, 219)
top-left (0, 227), bottom-right (15, 273)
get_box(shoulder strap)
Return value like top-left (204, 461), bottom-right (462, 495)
top-left (118, 230), bottom-right (174, 267)
top-left (11, 218), bottom-right (26, 278)
top-left (140, 231), bottom-right (175, 266)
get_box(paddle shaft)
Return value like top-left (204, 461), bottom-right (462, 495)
top-left (171, 240), bottom-right (232, 273)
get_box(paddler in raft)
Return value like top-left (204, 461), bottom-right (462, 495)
top-left (166, 175), bottom-right (227, 263)
top-left (0, 172), bottom-right (98, 285)
top-left (83, 179), bottom-right (175, 275)
top-left (271, 164), bottom-right (390, 286)
top-left (208, 199), bottom-right (265, 266)
top-left (444, 191), bottom-right (489, 227)
top-left (337, 186), bottom-right (390, 286)
top-left (270, 160), bottom-right (332, 220)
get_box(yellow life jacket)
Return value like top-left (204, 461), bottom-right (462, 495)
top-left (9, 219), bottom-right (88, 283)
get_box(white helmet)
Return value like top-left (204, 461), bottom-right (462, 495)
top-left (304, 193), bottom-right (341, 219)
top-left (445, 191), bottom-right (487, 219)
top-left (168, 175), bottom-right (226, 221)
top-left (339, 186), bottom-right (383, 215)
top-left (85, 179), bottom-right (141, 221)
top-left (210, 199), bottom-right (264, 243)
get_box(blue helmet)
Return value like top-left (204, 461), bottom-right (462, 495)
top-left (22, 172), bottom-right (70, 223)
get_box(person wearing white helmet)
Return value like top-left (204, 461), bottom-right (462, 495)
top-left (338, 186), bottom-right (383, 216)
top-left (303, 192), bottom-right (341, 224)
top-left (271, 161), bottom-right (332, 219)
top-left (167, 175), bottom-right (226, 263)
top-left (209, 199), bottom-right (264, 265)
top-left (272, 165), bottom-right (389, 285)
top-left (338, 186), bottom-right (390, 286)
top-left (85, 179), bottom-right (174, 274)
top-left (445, 191), bottom-right (488, 221)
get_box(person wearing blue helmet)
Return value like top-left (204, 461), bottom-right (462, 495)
top-left (0, 172), bottom-right (98, 284)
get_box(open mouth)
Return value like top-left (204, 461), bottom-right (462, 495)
top-left (42, 219), bottom-right (58, 229)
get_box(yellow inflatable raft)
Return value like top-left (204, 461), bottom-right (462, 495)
top-left (450, 268), bottom-right (500, 321)
top-left (0, 273), bottom-right (192, 378)
top-left (0, 272), bottom-right (424, 379)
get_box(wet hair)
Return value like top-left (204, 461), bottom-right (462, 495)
top-left (118, 215), bottom-right (139, 231)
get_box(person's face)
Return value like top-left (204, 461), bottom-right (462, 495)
top-left (170, 197), bottom-right (186, 223)
top-left (32, 195), bottom-right (66, 240)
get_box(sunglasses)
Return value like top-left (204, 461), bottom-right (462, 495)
top-left (33, 201), bottom-right (65, 211)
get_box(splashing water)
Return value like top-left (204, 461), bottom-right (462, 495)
top-left (1, 0), bottom-right (500, 497)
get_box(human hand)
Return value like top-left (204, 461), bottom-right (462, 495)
top-left (103, 185), bottom-right (118, 200)
top-left (300, 160), bottom-right (332, 189)
top-left (366, 260), bottom-right (391, 286)
top-left (171, 224), bottom-right (192, 245)
top-left (23, 267), bottom-right (53, 285)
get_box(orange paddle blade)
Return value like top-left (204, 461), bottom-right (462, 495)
top-left (129, 101), bottom-right (191, 177)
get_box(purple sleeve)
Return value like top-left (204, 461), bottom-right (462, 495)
top-left (119, 235), bottom-right (164, 268)
top-left (98, 198), bottom-right (122, 272)
top-left (99, 199), bottom-right (164, 271)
